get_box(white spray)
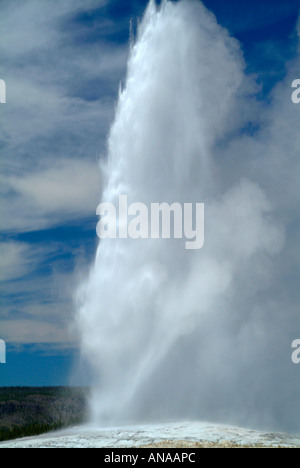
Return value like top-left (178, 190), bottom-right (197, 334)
top-left (76, 0), bottom-right (295, 430)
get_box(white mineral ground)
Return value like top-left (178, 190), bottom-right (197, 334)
top-left (1, 421), bottom-right (300, 448)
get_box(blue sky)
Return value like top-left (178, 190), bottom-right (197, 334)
top-left (0, 0), bottom-right (299, 386)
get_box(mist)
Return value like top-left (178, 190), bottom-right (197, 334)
top-left (76, 0), bottom-right (300, 433)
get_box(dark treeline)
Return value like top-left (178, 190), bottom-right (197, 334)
top-left (0, 387), bottom-right (88, 442)
top-left (0, 418), bottom-right (82, 442)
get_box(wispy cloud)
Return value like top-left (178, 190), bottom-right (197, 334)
top-left (0, 239), bottom-right (87, 349)
top-left (0, 0), bottom-right (129, 233)
top-left (0, 319), bottom-right (75, 349)
top-left (0, 0), bottom-right (130, 351)
top-left (1, 159), bottom-right (102, 232)
top-left (0, 242), bottom-right (34, 282)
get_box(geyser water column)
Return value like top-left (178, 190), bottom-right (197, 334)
top-left (76, 0), bottom-right (283, 425)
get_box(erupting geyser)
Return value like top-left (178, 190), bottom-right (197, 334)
top-left (76, 0), bottom-right (300, 432)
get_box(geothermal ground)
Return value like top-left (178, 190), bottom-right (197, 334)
top-left (1, 421), bottom-right (300, 448)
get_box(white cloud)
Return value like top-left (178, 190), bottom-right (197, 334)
top-left (9, 160), bottom-right (101, 213)
top-left (1, 159), bottom-right (101, 231)
top-left (0, 0), bottom-right (130, 352)
top-left (0, 319), bottom-right (75, 348)
top-left (0, 160), bottom-right (102, 232)
top-left (0, 0), bottom-right (129, 233)
top-left (0, 240), bottom-right (85, 348)
top-left (0, 0), bottom-right (108, 58)
top-left (0, 242), bottom-right (33, 282)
